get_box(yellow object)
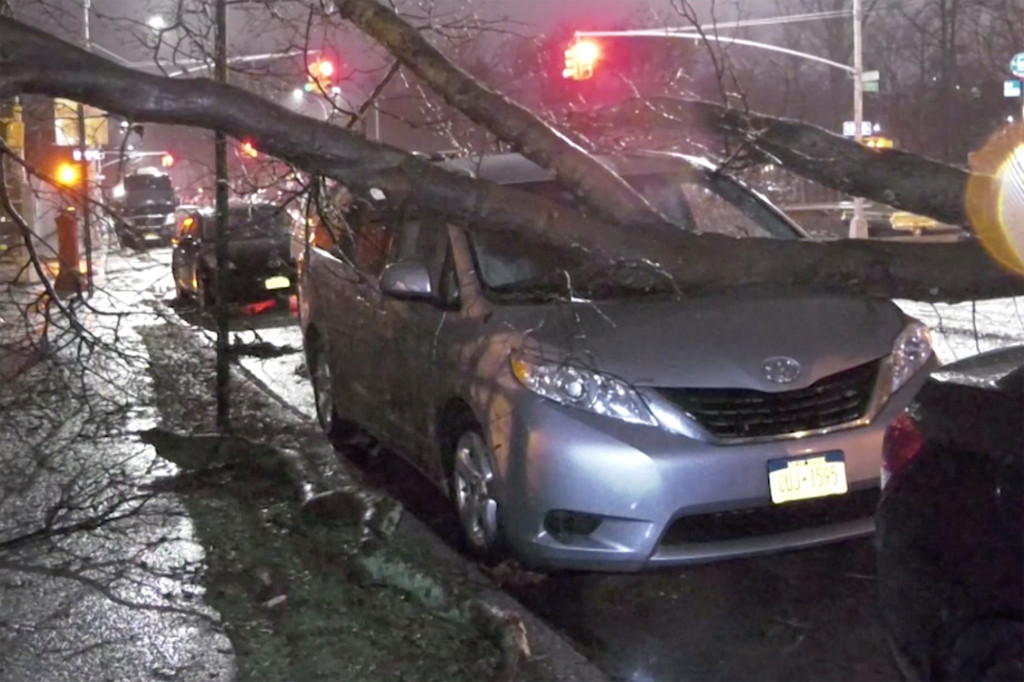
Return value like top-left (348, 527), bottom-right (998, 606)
top-left (965, 122), bottom-right (1024, 275)
top-left (2, 119), bottom-right (25, 151)
top-left (864, 136), bottom-right (894, 149)
top-left (889, 212), bottom-right (938, 231)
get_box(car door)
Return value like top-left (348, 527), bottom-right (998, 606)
top-left (305, 191), bottom-right (396, 441)
top-left (379, 209), bottom-right (459, 473)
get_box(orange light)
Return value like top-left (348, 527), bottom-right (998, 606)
top-left (161, 153), bottom-right (175, 167)
top-left (563, 39), bottom-right (600, 80)
top-left (241, 141), bottom-right (258, 158)
top-left (55, 162), bottom-right (81, 186)
top-left (183, 216), bottom-right (194, 229)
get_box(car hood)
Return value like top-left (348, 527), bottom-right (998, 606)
top-left (514, 293), bottom-right (905, 390)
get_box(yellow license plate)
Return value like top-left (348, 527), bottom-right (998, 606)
top-left (768, 452), bottom-right (848, 504)
top-left (264, 275), bottom-right (290, 290)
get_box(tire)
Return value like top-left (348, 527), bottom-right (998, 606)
top-left (446, 418), bottom-right (504, 560)
top-left (174, 280), bottom-right (191, 303)
top-left (195, 269), bottom-right (213, 309)
top-left (306, 331), bottom-right (358, 444)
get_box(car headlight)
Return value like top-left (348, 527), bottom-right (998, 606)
top-left (163, 213), bottom-right (176, 226)
top-left (510, 352), bottom-right (657, 426)
top-left (891, 321), bottom-right (932, 392)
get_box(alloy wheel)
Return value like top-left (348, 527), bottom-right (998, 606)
top-left (452, 431), bottom-right (499, 554)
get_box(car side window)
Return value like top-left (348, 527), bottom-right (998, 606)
top-left (351, 209), bottom-right (394, 277)
top-left (388, 210), bottom-right (449, 291)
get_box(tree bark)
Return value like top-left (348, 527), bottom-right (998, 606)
top-left (0, 16), bottom-right (1020, 302)
top-left (568, 97), bottom-right (973, 228)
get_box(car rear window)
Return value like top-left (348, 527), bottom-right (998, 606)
top-left (202, 206), bottom-right (291, 239)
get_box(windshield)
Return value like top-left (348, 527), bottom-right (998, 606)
top-left (125, 174), bottom-right (173, 193)
top-left (471, 170), bottom-right (801, 302)
top-left (202, 206), bottom-right (292, 240)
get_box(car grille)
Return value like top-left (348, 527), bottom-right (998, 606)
top-left (659, 487), bottom-right (880, 545)
top-left (659, 360), bottom-right (880, 440)
top-left (129, 214), bottom-right (168, 229)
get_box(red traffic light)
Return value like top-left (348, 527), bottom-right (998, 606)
top-left (306, 58), bottom-right (336, 91)
top-left (240, 140), bottom-right (258, 158)
top-left (563, 39), bottom-right (600, 80)
top-left (161, 153), bottom-right (175, 167)
top-left (310, 59), bottom-right (334, 80)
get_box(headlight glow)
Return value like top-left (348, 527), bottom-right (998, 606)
top-left (891, 321), bottom-right (932, 392)
top-left (510, 353), bottom-right (657, 426)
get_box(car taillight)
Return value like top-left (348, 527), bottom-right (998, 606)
top-left (881, 411), bottom-right (925, 489)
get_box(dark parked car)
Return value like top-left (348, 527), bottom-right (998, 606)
top-left (877, 345), bottom-right (1023, 681)
top-left (298, 151), bottom-right (936, 572)
top-left (116, 169), bottom-right (178, 248)
top-left (172, 202), bottom-right (297, 306)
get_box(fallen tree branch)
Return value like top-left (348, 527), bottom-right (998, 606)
top-left (2, 16), bottom-right (1021, 302)
top-left (568, 97), bottom-right (973, 228)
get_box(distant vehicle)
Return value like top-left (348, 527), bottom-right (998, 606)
top-left (116, 168), bottom-right (177, 248)
top-left (876, 346), bottom-right (1023, 681)
top-left (171, 202), bottom-right (297, 307)
top-left (298, 151), bottom-right (936, 571)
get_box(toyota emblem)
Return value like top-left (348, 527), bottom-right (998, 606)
top-left (762, 357), bottom-right (801, 385)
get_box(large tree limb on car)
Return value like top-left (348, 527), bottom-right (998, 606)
top-left (0, 16), bottom-right (1021, 302)
top-left (567, 97), bottom-right (973, 228)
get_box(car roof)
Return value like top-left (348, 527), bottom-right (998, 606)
top-left (435, 151), bottom-right (715, 185)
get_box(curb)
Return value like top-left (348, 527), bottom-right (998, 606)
top-left (152, 314), bottom-right (608, 682)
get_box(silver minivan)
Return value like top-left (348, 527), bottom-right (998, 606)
top-left (297, 152), bottom-right (935, 572)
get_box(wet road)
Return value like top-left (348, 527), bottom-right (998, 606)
top-left (505, 540), bottom-right (894, 682)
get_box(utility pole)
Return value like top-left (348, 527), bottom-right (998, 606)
top-left (78, 0), bottom-right (95, 292)
top-left (214, 0), bottom-right (231, 430)
top-left (849, 0), bottom-right (868, 239)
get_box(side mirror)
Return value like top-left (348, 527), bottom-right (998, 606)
top-left (380, 260), bottom-right (433, 301)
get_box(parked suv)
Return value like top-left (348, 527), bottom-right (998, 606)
top-left (172, 202), bottom-right (296, 307)
top-left (298, 152), bottom-right (936, 572)
top-left (116, 169), bottom-right (178, 248)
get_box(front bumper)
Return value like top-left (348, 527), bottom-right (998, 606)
top-left (487, 365), bottom-right (932, 572)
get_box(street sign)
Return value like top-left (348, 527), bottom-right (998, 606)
top-left (843, 121), bottom-right (873, 137)
top-left (1007, 79), bottom-right (1023, 98)
top-left (862, 70), bottom-right (880, 82)
top-left (71, 149), bottom-right (105, 162)
top-left (864, 81), bottom-right (879, 93)
top-left (1011, 53), bottom-right (1024, 79)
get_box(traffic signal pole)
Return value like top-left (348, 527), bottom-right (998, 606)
top-left (214, 0), bottom-right (231, 431)
top-left (849, 0), bottom-right (868, 239)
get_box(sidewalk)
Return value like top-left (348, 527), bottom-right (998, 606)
top-left (0, 250), bottom-right (606, 681)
